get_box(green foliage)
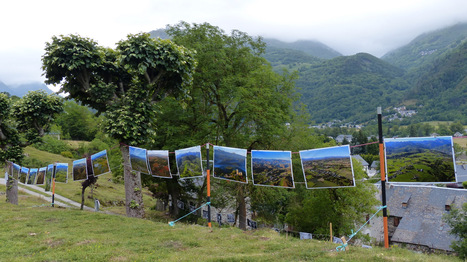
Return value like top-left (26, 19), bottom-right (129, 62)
top-left (55, 100), bottom-right (99, 141)
top-left (32, 135), bottom-right (72, 154)
top-left (463, 181), bottom-right (467, 189)
top-left (285, 160), bottom-right (378, 237)
top-left (444, 203), bottom-right (467, 259)
top-left (12, 90), bottom-right (63, 142)
top-left (60, 151), bottom-right (74, 158)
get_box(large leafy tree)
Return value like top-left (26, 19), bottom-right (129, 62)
top-left (153, 22), bottom-right (298, 228)
top-left (1, 90), bottom-right (63, 204)
top-left (42, 33), bottom-right (196, 218)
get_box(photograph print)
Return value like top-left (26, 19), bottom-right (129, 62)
top-left (19, 167), bottom-right (29, 184)
top-left (213, 145), bottom-right (247, 183)
top-left (91, 150), bottom-right (111, 176)
top-left (12, 162), bottom-right (20, 179)
top-left (129, 146), bottom-right (150, 174)
top-left (175, 145), bottom-right (203, 179)
top-left (251, 150), bottom-right (294, 188)
top-left (45, 164), bottom-right (54, 191)
top-left (300, 145), bottom-right (355, 189)
top-left (27, 168), bottom-right (38, 185)
top-left (384, 136), bottom-right (456, 183)
top-left (147, 150), bottom-right (172, 178)
top-left (72, 159), bottom-right (87, 181)
top-left (55, 163), bottom-right (69, 183)
top-left (36, 167), bottom-right (47, 185)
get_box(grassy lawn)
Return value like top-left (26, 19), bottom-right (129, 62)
top-left (0, 190), bottom-right (461, 262)
top-left (19, 146), bottom-right (157, 215)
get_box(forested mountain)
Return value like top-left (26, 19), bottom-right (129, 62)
top-left (263, 38), bottom-right (342, 59)
top-left (295, 53), bottom-right (411, 123)
top-left (406, 40), bottom-right (467, 122)
top-left (382, 23), bottom-right (467, 71)
top-left (0, 81), bottom-right (53, 97)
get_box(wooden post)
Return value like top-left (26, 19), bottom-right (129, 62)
top-left (341, 237), bottom-right (349, 251)
top-left (330, 222), bottom-right (333, 242)
top-left (377, 107), bottom-right (389, 249)
top-left (52, 164), bottom-right (56, 207)
top-left (206, 143), bottom-right (211, 229)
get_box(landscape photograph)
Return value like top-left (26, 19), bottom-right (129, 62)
top-left (72, 159), bottom-right (87, 181)
top-left (19, 167), bottom-right (28, 184)
top-left (213, 145), bottom-right (248, 183)
top-left (300, 145), bottom-right (355, 189)
top-left (385, 136), bottom-right (456, 183)
top-left (91, 150), bottom-right (111, 176)
top-left (36, 167), bottom-right (47, 185)
top-left (147, 150), bottom-right (172, 178)
top-left (11, 162), bottom-right (20, 179)
top-left (129, 146), bottom-right (150, 174)
top-left (175, 146), bottom-right (203, 179)
top-left (45, 164), bottom-right (54, 191)
top-left (27, 168), bottom-right (38, 185)
top-left (251, 150), bottom-right (294, 188)
top-left (55, 163), bottom-right (69, 183)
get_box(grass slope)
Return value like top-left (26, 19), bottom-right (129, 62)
top-left (22, 146), bottom-right (156, 215)
top-left (0, 188), bottom-right (460, 261)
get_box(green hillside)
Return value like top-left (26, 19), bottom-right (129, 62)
top-left (263, 38), bottom-right (342, 59)
top-left (0, 191), bottom-right (459, 261)
top-left (296, 53), bottom-right (411, 123)
top-left (382, 23), bottom-right (467, 71)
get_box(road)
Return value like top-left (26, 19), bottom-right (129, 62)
top-left (0, 177), bottom-right (95, 211)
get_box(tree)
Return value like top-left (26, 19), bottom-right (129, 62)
top-left (444, 203), bottom-right (467, 259)
top-left (55, 100), bottom-right (99, 140)
top-left (1, 91), bottom-right (63, 204)
top-left (155, 22), bottom-right (298, 228)
top-left (285, 160), bottom-right (379, 237)
top-left (42, 33), bottom-right (196, 218)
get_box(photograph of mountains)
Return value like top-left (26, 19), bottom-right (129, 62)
top-left (175, 146), bottom-right (203, 179)
top-left (27, 168), bottom-right (38, 185)
top-left (91, 150), bottom-right (111, 176)
top-left (55, 163), bottom-right (68, 183)
top-left (19, 167), bottom-right (28, 184)
top-left (300, 145), bottom-right (355, 189)
top-left (251, 150), bottom-right (294, 188)
top-left (72, 159), bottom-right (87, 181)
top-left (385, 136), bottom-right (456, 182)
top-left (12, 163), bottom-right (20, 180)
top-left (213, 145), bottom-right (248, 183)
top-left (129, 146), bottom-right (150, 175)
top-left (147, 150), bottom-right (172, 178)
top-left (45, 164), bottom-right (54, 191)
top-left (36, 167), bottom-right (46, 185)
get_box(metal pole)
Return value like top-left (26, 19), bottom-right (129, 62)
top-left (52, 164), bottom-right (56, 207)
top-left (377, 107), bottom-right (389, 248)
top-left (206, 143), bottom-right (212, 229)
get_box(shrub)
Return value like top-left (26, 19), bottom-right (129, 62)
top-left (444, 203), bottom-right (467, 259)
top-left (60, 151), bottom-right (74, 158)
top-left (32, 135), bottom-right (72, 154)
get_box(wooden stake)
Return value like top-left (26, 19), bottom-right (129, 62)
top-left (330, 222), bottom-right (333, 242)
top-left (341, 237), bottom-right (349, 251)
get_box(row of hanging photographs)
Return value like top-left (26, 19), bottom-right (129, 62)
top-left (129, 145), bottom-right (356, 189)
top-left (8, 150), bottom-right (111, 186)
top-left (8, 136), bottom-right (458, 188)
top-left (129, 135), bottom-right (458, 188)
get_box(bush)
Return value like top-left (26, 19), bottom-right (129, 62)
top-left (32, 135), bottom-right (72, 154)
top-left (60, 151), bottom-right (74, 158)
top-left (444, 203), bottom-right (467, 259)
top-left (463, 181), bottom-right (467, 189)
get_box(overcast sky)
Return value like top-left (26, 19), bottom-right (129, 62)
top-left (2, 0), bottom-right (467, 86)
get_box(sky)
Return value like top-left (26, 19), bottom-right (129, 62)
top-left (2, 0), bottom-right (467, 87)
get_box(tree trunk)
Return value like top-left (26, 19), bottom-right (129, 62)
top-left (121, 144), bottom-right (145, 218)
top-left (237, 184), bottom-right (247, 230)
top-left (6, 176), bottom-right (18, 205)
top-left (166, 177), bottom-right (181, 217)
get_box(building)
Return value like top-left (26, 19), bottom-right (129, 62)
top-left (352, 155), bottom-right (369, 175)
top-left (456, 164), bottom-right (467, 183)
top-left (368, 185), bottom-right (466, 252)
top-left (335, 135), bottom-right (353, 144)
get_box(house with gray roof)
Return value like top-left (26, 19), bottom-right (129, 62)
top-left (456, 164), bottom-right (467, 183)
top-left (352, 155), bottom-right (369, 175)
top-left (335, 135), bottom-right (353, 144)
top-left (367, 185), bottom-right (466, 252)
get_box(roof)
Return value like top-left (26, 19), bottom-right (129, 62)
top-left (352, 155), bottom-right (369, 166)
top-left (456, 164), bottom-right (467, 183)
top-left (386, 185), bottom-right (466, 251)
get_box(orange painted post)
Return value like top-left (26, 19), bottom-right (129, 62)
top-left (377, 107), bottom-right (389, 248)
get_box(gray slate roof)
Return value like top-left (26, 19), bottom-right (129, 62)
top-left (387, 185), bottom-right (466, 251)
top-left (456, 164), bottom-right (467, 183)
top-left (352, 155), bottom-right (369, 167)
